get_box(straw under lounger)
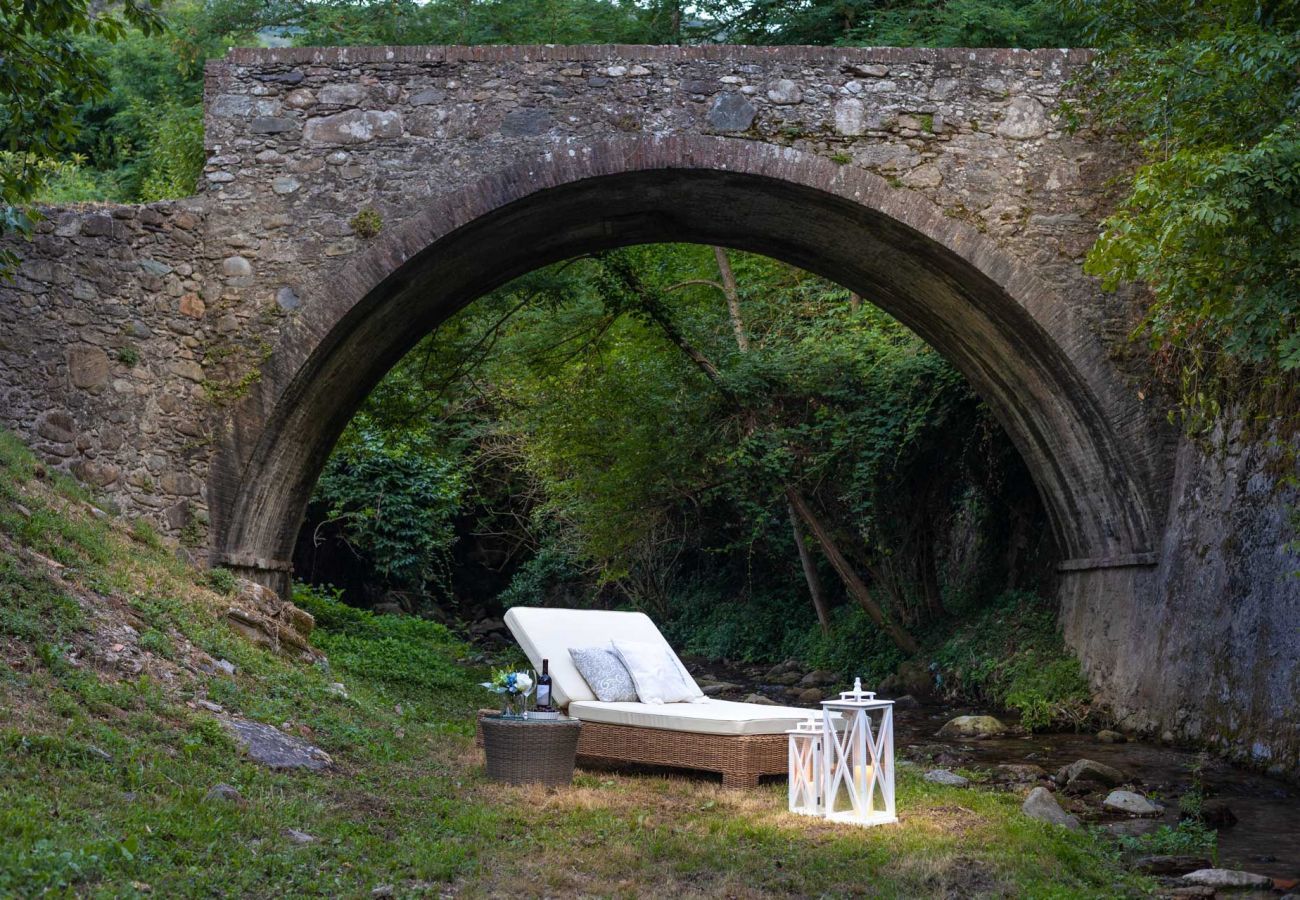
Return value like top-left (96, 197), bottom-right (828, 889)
top-left (504, 607), bottom-right (821, 787)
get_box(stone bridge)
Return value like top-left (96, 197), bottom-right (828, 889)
top-left (1, 45), bottom-right (1296, 772)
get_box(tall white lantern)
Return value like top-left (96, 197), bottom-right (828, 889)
top-left (786, 716), bottom-right (824, 817)
top-left (820, 678), bottom-right (896, 827)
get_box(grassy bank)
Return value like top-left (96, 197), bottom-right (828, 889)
top-left (0, 431), bottom-right (1154, 897)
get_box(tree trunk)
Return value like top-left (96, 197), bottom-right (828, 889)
top-left (786, 488), bottom-right (920, 655)
top-left (713, 246), bottom-right (829, 631)
top-left (712, 246), bottom-right (749, 352)
top-left (789, 499), bottom-right (831, 634)
top-left (601, 254), bottom-right (920, 656)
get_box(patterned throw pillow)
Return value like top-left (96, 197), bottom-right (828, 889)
top-left (568, 646), bottom-right (639, 702)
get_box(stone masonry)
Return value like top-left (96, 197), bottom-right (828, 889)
top-left (0, 45), bottom-right (1296, 773)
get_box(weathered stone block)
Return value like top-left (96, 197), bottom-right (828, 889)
top-left (36, 411), bottom-right (76, 443)
top-left (67, 346), bottom-right (110, 389)
top-left (318, 83), bottom-right (369, 106)
top-left (834, 98), bottom-right (866, 135)
top-left (997, 96), bottom-right (1050, 139)
top-left (302, 109), bottom-right (402, 144)
top-left (706, 92), bottom-right (757, 131)
top-left (249, 117), bottom-right (297, 135)
top-left (499, 108), bottom-right (554, 137)
top-left (767, 79), bottom-right (802, 104)
top-left (408, 88), bottom-right (447, 106)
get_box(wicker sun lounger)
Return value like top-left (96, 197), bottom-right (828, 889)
top-left (501, 607), bottom-right (821, 787)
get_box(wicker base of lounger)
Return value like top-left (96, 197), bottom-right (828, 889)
top-left (576, 720), bottom-right (787, 788)
top-left (475, 711), bottom-right (787, 787)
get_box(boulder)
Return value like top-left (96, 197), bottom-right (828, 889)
top-left (771, 671), bottom-right (803, 686)
top-left (702, 682), bottom-right (742, 697)
top-left (744, 693), bottom-right (778, 706)
top-left (924, 769), bottom-right (970, 787)
top-left (892, 694), bottom-right (921, 710)
top-left (895, 659), bottom-right (935, 698)
top-left (1056, 758), bottom-right (1126, 791)
top-left (1103, 790), bottom-right (1162, 817)
top-left (938, 715), bottom-right (1008, 739)
top-left (1104, 819), bottom-right (1162, 839)
top-left (1132, 855), bottom-right (1214, 876)
top-left (470, 617), bottom-right (506, 637)
top-left (205, 783), bottom-right (246, 806)
top-left (1022, 786), bottom-right (1081, 831)
top-left (1179, 869), bottom-right (1272, 890)
top-left (798, 669), bottom-right (839, 687)
top-left (795, 688), bottom-right (824, 705)
top-left (995, 763), bottom-right (1047, 783)
top-left (221, 718), bottom-right (332, 771)
top-left (1095, 729), bottom-right (1128, 744)
top-left (1197, 798), bottom-right (1237, 827)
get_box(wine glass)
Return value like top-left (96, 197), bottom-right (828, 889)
top-left (519, 669), bottom-right (536, 717)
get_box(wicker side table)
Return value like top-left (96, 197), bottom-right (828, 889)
top-left (480, 714), bottom-right (582, 786)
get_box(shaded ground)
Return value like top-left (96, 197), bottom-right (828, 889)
top-left (690, 658), bottom-right (1300, 880)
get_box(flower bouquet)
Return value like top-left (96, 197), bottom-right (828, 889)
top-left (481, 669), bottom-right (534, 717)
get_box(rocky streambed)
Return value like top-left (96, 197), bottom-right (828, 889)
top-left (686, 656), bottom-right (1300, 886)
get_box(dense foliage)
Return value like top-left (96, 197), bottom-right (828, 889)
top-left (0, 0), bottom-right (164, 272)
top-left (930, 590), bottom-right (1092, 730)
top-left (301, 246), bottom-right (1055, 671)
top-left (1070, 0), bottom-right (1300, 423)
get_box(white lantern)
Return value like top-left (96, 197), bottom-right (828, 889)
top-left (820, 678), bottom-right (896, 826)
top-left (786, 716), bottom-right (824, 816)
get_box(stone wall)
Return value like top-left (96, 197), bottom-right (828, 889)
top-left (0, 202), bottom-right (216, 544)
top-left (1062, 425), bottom-right (1300, 775)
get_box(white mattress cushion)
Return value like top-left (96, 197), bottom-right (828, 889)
top-left (568, 698), bottom-right (826, 736)
top-left (504, 607), bottom-right (680, 708)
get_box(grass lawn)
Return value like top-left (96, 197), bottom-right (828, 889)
top-left (0, 430), bottom-right (1155, 897)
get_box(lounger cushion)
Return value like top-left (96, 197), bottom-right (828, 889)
top-left (568, 698), bottom-right (823, 736)
top-left (569, 646), bottom-right (638, 702)
top-left (505, 607), bottom-right (684, 707)
top-left (611, 639), bottom-right (705, 704)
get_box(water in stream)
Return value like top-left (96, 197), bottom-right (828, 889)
top-left (688, 658), bottom-right (1300, 880)
top-left (895, 704), bottom-right (1299, 879)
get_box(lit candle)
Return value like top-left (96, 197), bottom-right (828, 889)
top-left (854, 763), bottom-right (875, 809)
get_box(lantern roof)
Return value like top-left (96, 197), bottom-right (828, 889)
top-left (821, 677), bottom-right (894, 710)
top-left (786, 715), bottom-right (825, 736)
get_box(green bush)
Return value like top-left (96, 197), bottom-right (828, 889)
top-left (205, 567), bottom-right (238, 595)
top-left (137, 101), bottom-right (204, 201)
top-left (292, 583), bottom-right (472, 704)
top-left (1111, 819), bottom-right (1216, 858)
top-left (783, 605), bottom-right (908, 685)
top-left (931, 590), bottom-right (1093, 731)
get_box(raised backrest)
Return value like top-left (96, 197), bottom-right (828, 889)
top-left (503, 607), bottom-right (675, 708)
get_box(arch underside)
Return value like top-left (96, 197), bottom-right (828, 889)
top-left (209, 146), bottom-right (1163, 590)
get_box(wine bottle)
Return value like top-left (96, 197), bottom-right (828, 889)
top-left (536, 658), bottom-right (552, 711)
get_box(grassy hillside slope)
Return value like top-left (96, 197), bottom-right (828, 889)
top-left (0, 430), bottom-right (1153, 897)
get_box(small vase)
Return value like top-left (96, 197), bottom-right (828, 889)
top-left (501, 694), bottom-right (520, 718)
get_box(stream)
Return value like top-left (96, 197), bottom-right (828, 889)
top-left (686, 657), bottom-right (1300, 880)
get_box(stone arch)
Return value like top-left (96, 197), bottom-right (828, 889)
top-left (207, 135), bottom-right (1164, 597)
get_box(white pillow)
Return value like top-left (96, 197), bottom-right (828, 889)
top-left (610, 639), bottom-right (706, 704)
